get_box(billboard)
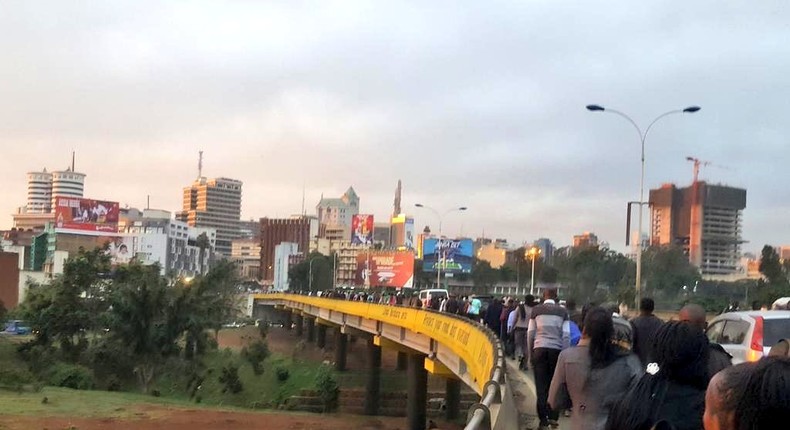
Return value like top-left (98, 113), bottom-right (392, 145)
top-left (422, 238), bottom-right (474, 273)
top-left (356, 251), bottom-right (414, 289)
top-left (351, 214), bottom-right (374, 245)
top-left (55, 196), bottom-right (120, 232)
top-left (404, 217), bottom-right (415, 250)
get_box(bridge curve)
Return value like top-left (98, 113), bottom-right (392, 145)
top-left (252, 293), bottom-right (519, 430)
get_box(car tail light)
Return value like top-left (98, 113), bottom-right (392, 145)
top-left (747, 316), bottom-right (764, 362)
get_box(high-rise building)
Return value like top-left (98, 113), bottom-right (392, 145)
top-left (573, 232), bottom-right (599, 249)
top-left (176, 177), bottom-right (242, 257)
top-left (316, 187), bottom-right (359, 238)
top-left (533, 238), bottom-right (555, 264)
top-left (649, 182), bottom-right (747, 278)
top-left (476, 240), bottom-right (509, 268)
top-left (390, 213), bottom-right (415, 250)
top-left (273, 242), bottom-right (300, 291)
top-left (26, 170), bottom-right (53, 213)
top-left (50, 169), bottom-right (86, 209)
top-left (259, 217), bottom-right (314, 282)
top-left (13, 162), bottom-right (87, 230)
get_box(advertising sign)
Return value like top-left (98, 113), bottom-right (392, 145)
top-left (422, 238), bottom-right (474, 273)
top-left (351, 214), bottom-right (374, 245)
top-left (55, 196), bottom-right (120, 232)
top-left (355, 251), bottom-right (414, 289)
top-left (404, 217), bottom-right (415, 250)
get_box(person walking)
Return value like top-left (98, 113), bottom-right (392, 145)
top-left (528, 288), bottom-right (570, 429)
top-left (500, 298), bottom-right (516, 341)
top-left (631, 298), bottom-right (663, 365)
top-left (678, 304), bottom-right (732, 379)
top-left (508, 302), bottom-right (532, 369)
top-left (485, 297), bottom-right (503, 335)
top-left (605, 321), bottom-right (710, 430)
top-left (467, 296), bottom-right (482, 322)
top-left (548, 306), bottom-right (642, 430)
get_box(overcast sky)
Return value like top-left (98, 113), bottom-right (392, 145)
top-left (1, 1), bottom-right (788, 254)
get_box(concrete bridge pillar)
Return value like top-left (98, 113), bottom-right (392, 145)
top-left (294, 314), bottom-right (303, 337)
top-left (364, 336), bottom-right (382, 415)
top-left (284, 311), bottom-right (293, 330)
top-left (407, 353), bottom-right (428, 430)
top-left (445, 378), bottom-right (462, 421)
top-left (396, 351), bottom-right (408, 371)
top-left (306, 317), bottom-right (316, 342)
top-left (316, 324), bottom-right (327, 349)
top-left (334, 328), bottom-right (347, 371)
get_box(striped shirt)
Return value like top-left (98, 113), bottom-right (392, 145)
top-left (528, 299), bottom-right (571, 352)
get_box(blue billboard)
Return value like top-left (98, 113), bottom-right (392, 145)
top-left (422, 238), bottom-right (473, 273)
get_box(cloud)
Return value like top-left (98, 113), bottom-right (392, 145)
top-left (1, 0), bottom-right (789, 254)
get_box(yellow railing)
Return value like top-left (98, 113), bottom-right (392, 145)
top-left (255, 293), bottom-right (496, 393)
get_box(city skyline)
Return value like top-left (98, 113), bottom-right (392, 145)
top-left (2, 2), bottom-right (789, 255)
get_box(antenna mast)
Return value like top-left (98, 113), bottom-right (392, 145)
top-left (71, 151), bottom-right (75, 171)
top-left (198, 150), bottom-right (203, 178)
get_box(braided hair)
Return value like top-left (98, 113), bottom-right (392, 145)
top-left (605, 321), bottom-right (709, 430)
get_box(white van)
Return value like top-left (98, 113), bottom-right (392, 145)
top-left (418, 289), bottom-right (449, 308)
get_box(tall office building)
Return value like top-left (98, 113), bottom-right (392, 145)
top-left (50, 169), bottom-right (86, 209)
top-left (649, 182), bottom-right (746, 278)
top-left (533, 238), bottom-right (555, 264)
top-left (14, 160), bottom-right (86, 230)
top-left (316, 187), bottom-right (359, 238)
top-left (26, 169), bottom-right (53, 213)
top-left (259, 217), bottom-right (314, 282)
top-left (573, 232), bottom-right (599, 249)
top-left (176, 177), bottom-right (242, 257)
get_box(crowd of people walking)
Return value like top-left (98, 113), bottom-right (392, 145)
top-left (292, 288), bottom-right (789, 429)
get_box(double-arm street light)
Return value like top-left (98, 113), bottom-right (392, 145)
top-left (586, 104), bottom-right (701, 308)
top-left (415, 204), bottom-right (467, 289)
top-left (527, 246), bottom-right (542, 295)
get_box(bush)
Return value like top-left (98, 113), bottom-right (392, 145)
top-left (46, 363), bottom-right (94, 390)
top-left (16, 342), bottom-right (58, 375)
top-left (315, 366), bottom-right (339, 413)
top-left (87, 339), bottom-right (134, 383)
top-left (0, 367), bottom-right (35, 391)
top-left (275, 367), bottom-right (290, 382)
top-left (241, 340), bottom-right (270, 376)
top-left (218, 364), bottom-right (243, 394)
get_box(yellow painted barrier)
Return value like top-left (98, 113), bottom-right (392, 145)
top-left (254, 293), bottom-right (495, 393)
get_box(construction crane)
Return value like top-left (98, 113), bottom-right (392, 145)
top-left (686, 156), bottom-right (711, 184)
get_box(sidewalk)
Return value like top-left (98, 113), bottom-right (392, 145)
top-left (504, 357), bottom-right (569, 430)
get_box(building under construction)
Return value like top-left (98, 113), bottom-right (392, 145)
top-left (649, 182), bottom-right (746, 279)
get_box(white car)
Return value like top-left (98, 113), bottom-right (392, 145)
top-left (705, 311), bottom-right (790, 363)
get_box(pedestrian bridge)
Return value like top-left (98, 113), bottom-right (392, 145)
top-left (251, 293), bottom-right (519, 430)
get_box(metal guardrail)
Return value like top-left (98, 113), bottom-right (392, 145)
top-left (254, 294), bottom-right (514, 430)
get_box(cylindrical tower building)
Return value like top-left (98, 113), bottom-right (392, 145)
top-left (26, 169), bottom-right (53, 213)
top-left (51, 169), bottom-right (86, 208)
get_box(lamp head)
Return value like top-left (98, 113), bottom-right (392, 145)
top-left (415, 203), bottom-right (424, 208)
top-left (683, 106), bottom-right (701, 113)
top-left (586, 104), bottom-right (605, 112)
top-left (458, 207), bottom-right (468, 211)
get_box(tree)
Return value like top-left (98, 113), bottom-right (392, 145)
top-left (106, 263), bottom-right (173, 393)
top-left (472, 259), bottom-right (499, 290)
top-left (16, 247), bottom-right (112, 360)
top-left (288, 252), bottom-right (333, 292)
top-left (759, 245), bottom-right (787, 285)
top-left (195, 232), bottom-right (211, 275)
top-left (641, 246), bottom-right (700, 300)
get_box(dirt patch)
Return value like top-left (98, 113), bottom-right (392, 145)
top-left (0, 405), bottom-right (464, 430)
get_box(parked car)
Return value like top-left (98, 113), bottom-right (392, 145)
top-left (706, 311), bottom-right (790, 363)
top-left (3, 320), bottom-right (32, 335)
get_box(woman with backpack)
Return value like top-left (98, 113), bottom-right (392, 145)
top-left (548, 306), bottom-right (642, 430)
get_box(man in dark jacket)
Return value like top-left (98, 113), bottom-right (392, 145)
top-left (445, 294), bottom-right (460, 315)
top-left (679, 304), bottom-right (732, 379)
top-left (631, 298), bottom-right (664, 365)
top-left (484, 298), bottom-right (503, 337)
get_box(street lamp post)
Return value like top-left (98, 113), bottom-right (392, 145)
top-left (415, 204), bottom-right (467, 289)
top-left (586, 104), bottom-right (700, 308)
top-left (309, 258), bottom-right (315, 292)
top-left (528, 247), bottom-right (541, 295)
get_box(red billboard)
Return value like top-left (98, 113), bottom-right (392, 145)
top-left (54, 196), bottom-right (120, 232)
top-left (351, 214), bottom-right (374, 245)
top-left (355, 251), bottom-right (414, 289)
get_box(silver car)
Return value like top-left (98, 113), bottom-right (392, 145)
top-left (706, 311), bottom-right (790, 364)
